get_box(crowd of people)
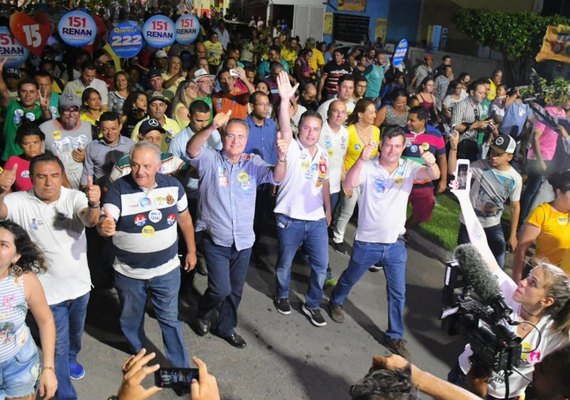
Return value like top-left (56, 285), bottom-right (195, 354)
top-left (0, 6), bottom-right (569, 400)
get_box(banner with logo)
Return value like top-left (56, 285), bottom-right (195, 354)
top-left (0, 27), bottom-right (30, 67)
top-left (536, 25), bottom-right (570, 63)
top-left (338, 0), bottom-right (366, 12)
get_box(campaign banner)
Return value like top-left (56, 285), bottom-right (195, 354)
top-left (58, 10), bottom-right (97, 47)
top-left (109, 22), bottom-right (143, 59)
top-left (392, 39), bottom-right (408, 67)
top-left (175, 14), bottom-right (200, 45)
top-left (0, 27), bottom-right (30, 67)
top-left (338, 0), bottom-right (366, 12)
top-left (536, 25), bottom-right (570, 63)
top-left (9, 11), bottom-right (52, 56)
top-left (143, 15), bottom-right (176, 48)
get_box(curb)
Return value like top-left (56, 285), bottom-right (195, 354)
top-left (408, 230), bottom-right (453, 264)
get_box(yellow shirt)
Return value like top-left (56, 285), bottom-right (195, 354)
top-left (343, 124), bottom-right (380, 174)
top-left (527, 203), bottom-right (570, 267)
top-left (281, 47), bottom-right (298, 69)
top-left (561, 249), bottom-right (570, 273)
top-left (309, 48), bottom-right (325, 73)
top-left (80, 112), bottom-right (99, 126)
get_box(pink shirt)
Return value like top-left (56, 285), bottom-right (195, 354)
top-left (4, 156), bottom-right (32, 192)
top-left (528, 105), bottom-right (565, 161)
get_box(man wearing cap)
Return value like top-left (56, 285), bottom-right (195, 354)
top-left (0, 69), bottom-right (52, 161)
top-left (410, 54), bottom-right (433, 93)
top-left (452, 133), bottom-right (522, 268)
top-left (131, 92), bottom-right (181, 152)
top-left (111, 118), bottom-right (186, 183)
top-left (153, 50), bottom-right (169, 72)
top-left (98, 141), bottom-right (197, 368)
top-left (40, 94), bottom-right (93, 189)
top-left (80, 112), bottom-right (135, 189)
top-left (146, 69), bottom-right (174, 102)
top-left (213, 68), bottom-right (255, 120)
top-left (62, 61), bottom-right (109, 111)
top-left (2, 67), bottom-right (22, 101)
top-left (193, 68), bottom-right (216, 121)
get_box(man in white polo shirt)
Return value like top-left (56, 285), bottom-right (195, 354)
top-left (273, 70), bottom-right (332, 327)
top-left (328, 126), bottom-right (440, 358)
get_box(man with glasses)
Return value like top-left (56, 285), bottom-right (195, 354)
top-left (186, 112), bottom-right (287, 348)
top-left (193, 68), bottom-right (216, 121)
top-left (40, 94), bottom-right (93, 189)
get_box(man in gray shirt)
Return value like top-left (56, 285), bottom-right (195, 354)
top-left (186, 111), bottom-right (287, 348)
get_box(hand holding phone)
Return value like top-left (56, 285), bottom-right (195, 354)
top-left (154, 367), bottom-right (199, 391)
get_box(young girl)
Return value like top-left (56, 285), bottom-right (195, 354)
top-left (3, 122), bottom-right (45, 192)
top-left (0, 220), bottom-right (57, 399)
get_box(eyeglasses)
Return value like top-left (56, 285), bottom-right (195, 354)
top-left (62, 106), bottom-right (79, 113)
top-left (225, 134), bottom-right (247, 142)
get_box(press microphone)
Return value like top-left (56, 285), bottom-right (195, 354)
top-left (454, 244), bottom-right (514, 323)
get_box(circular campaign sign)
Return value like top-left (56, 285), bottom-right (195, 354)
top-left (392, 39), bottom-right (408, 68)
top-left (175, 14), bottom-right (200, 45)
top-left (58, 10), bottom-right (97, 47)
top-left (109, 22), bottom-right (143, 59)
top-left (143, 15), bottom-right (175, 48)
top-left (0, 26), bottom-right (30, 67)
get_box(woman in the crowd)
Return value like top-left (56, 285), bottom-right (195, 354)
top-left (3, 122), bottom-right (45, 192)
top-left (513, 171), bottom-right (570, 282)
top-left (449, 180), bottom-right (570, 400)
top-left (293, 48), bottom-right (313, 84)
top-left (108, 71), bottom-right (130, 116)
top-left (162, 55), bottom-right (185, 92)
top-left (80, 88), bottom-right (103, 126)
top-left (121, 91), bottom-right (148, 138)
top-left (375, 89), bottom-right (409, 128)
top-left (331, 99), bottom-right (379, 254)
top-left (169, 79), bottom-right (199, 129)
top-left (0, 220), bottom-right (57, 400)
top-left (379, 70), bottom-right (406, 107)
top-left (415, 76), bottom-right (440, 124)
top-left (442, 80), bottom-right (466, 121)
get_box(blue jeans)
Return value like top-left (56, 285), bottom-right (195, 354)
top-left (458, 223), bottom-right (506, 268)
top-left (115, 268), bottom-right (188, 368)
top-left (331, 239), bottom-right (408, 339)
top-left (0, 335), bottom-right (40, 400)
top-left (199, 236), bottom-right (252, 337)
top-left (275, 214), bottom-right (328, 309)
top-left (50, 292), bottom-right (90, 400)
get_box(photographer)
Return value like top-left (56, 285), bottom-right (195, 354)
top-left (448, 178), bottom-right (570, 400)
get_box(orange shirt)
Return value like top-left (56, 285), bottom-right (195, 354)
top-left (212, 87), bottom-right (250, 120)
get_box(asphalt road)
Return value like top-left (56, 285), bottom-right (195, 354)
top-left (74, 223), bottom-right (466, 400)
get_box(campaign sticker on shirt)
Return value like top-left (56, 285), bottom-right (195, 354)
top-left (166, 213), bottom-right (176, 225)
top-left (219, 176), bottom-right (228, 187)
top-left (354, 143), bottom-right (361, 151)
top-left (301, 160), bottom-right (310, 171)
top-left (141, 225), bottom-right (155, 237)
top-left (52, 130), bottom-right (62, 140)
top-left (58, 10), bottom-right (97, 47)
top-left (175, 14), bottom-right (200, 45)
top-left (241, 180), bottom-right (251, 190)
top-left (140, 197), bottom-right (152, 208)
top-left (394, 176), bottom-right (404, 187)
top-left (328, 149), bottom-right (334, 156)
top-left (0, 26), bottom-right (30, 68)
top-left (13, 109), bottom-right (24, 124)
top-left (25, 112), bottom-right (36, 121)
top-left (166, 194), bottom-right (175, 205)
top-left (109, 22), bottom-right (143, 59)
top-left (318, 162), bottom-right (327, 175)
top-left (558, 216), bottom-right (568, 225)
top-left (30, 218), bottom-right (41, 230)
top-left (304, 171), bottom-right (313, 180)
top-left (21, 170), bottom-right (29, 179)
top-left (374, 176), bottom-right (385, 193)
top-left (148, 209), bottom-right (162, 223)
top-left (237, 172), bottom-right (249, 182)
top-left (143, 15), bottom-right (176, 48)
top-left (134, 214), bottom-right (147, 226)
top-left (410, 144), bottom-right (418, 153)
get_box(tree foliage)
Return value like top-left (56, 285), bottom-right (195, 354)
top-left (453, 9), bottom-right (570, 84)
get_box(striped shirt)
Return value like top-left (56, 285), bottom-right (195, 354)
top-left (0, 274), bottom-right (30, 362)
top-left (104, 174), bottom-right (188, 279)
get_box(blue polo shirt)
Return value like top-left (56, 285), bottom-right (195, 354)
top-left (245, 115), bottom-right (278, 165)
top-left (190, 147), bottom-right (275, 250)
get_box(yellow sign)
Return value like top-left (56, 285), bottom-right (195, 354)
top-left (536, 25), bottom-right (570, 63)
top-left (338, 0), bottom-right (366, 12)
top-left (375, 18), bottom-right (387, 41)
top-left (323, 12), bottom-right (333, 35)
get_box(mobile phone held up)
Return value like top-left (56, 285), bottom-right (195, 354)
top-left (154, 368), bottom-right (199, 391)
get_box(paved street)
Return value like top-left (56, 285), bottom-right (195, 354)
top-left (74, 222), bottom-right (465, 399)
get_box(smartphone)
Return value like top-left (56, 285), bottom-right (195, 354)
top-left (154, 368), bottom-right (198, 390)
top-left (230, 68), bottom-right (239, 78)
top-left (454, 159), bottom-right (470, 191)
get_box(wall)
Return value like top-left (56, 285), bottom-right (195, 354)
top-left (386, 0), bottom-right (421, 44)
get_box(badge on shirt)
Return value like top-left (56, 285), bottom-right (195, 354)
top-left (166, 194), bottom-right (175, 205)
top-left (374, 176), bottom-right (385, 193)
top-left (52, 130), bottom-right (62, 140)
top-left (301, 160), bottom-right (310, 171)
top-left (25, 112), bottom-right (36, 122)
top-left (30, 218), bottom-right (41, 230)
top-left (167, 213), bottom-right (176, 225)
top-left (219, 176), bottom-right (228, 187)
top-left (394, 176), bottom-right (404, 188)
top-left (134, 214), bottom-right (147, 226)
top-left (354, 143), bottom-right (361, 151)
top-left (557, 216), bottom-right (568, 226)
top-left (13, 109), bottom-right (24, 124)
top-left (139, 197), bottom-right (152, 207)
top-left (241, 180), bottom-right (251, 190)
top-left (142, 225), bottom-right (155, 237)
top-left (21, 170), bottom-right (29, 179)
top-left (148, 209), bottom-right (162, 223)
top-left (410, 144), bottom-right (418, 153)
top-left (237, 172), bottom-right (249, 182)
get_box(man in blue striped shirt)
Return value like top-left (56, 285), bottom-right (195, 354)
top-left (98, 141), bottom-right (197, 367)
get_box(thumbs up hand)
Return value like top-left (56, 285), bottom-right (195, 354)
top-left (85, 176), bottom-right (101, 206)
top-left (276, 131), bottom-right (288, 162)
top-left (0, 163), bottom-right (18, 193)
top-left (98, 207), bottom-right (117, 237)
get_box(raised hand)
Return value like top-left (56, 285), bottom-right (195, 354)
top-left (85, 176), bottom-right (101, 206)
top-left (212, 109), bottom-right (232, 130)
top-left (98, 207), bottom-right (116, 237)
top-left (419, 145), bottom-right (436, 167)
top-left (276, 131), bottom-right (288, 161)
top-left (190, 357), bottom-right (220, 400)
top-left (39, 89), bottom-right (49, 110)
top-left (117, 349), bottom-right (162, 400)
top-left (276, 70), bottom-right (299, 101)
top-left (0, 163), bottom-right (18, 193)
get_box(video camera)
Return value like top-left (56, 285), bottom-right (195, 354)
top-left (441, 260), bottom-right (522, 373)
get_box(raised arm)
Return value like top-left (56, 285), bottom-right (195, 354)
top-left (276, 70), bottom-right (299, 145)
top-left (344, 140), bottom-right (375, 191)
top-left (414, 148), bottom-right (440, 182)
top-left (186, 110), bottom-right (231, 158)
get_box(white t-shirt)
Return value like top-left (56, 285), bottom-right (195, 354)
top-left (274, 139), bottom-right (329, 221)
top-left (5, 188), bottom-right (91, 305)
top-left (356, 158), bottom-right (422, 243)
top-left (318, 121), bottom-right (348, 194)
top-left (458, 267), bottom-right (569, 398)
